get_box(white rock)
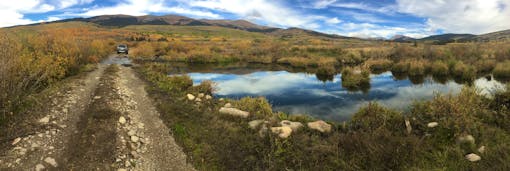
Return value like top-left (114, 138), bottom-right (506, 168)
top-left (427, 122), bottom-right (438, 128)
top-left (280, 120), bottom-right (304, 132)
top-left (35, 164), bottom-right (45, 171)
top-left (12, 137), bottom-right (21, 145)
top-left (118, 169), bottom-right (128, 171)
top-left (119, 116), bottom-right (126, 124)
top-left (44, 157), bottom-right (58, 167)
top-left (458, 135), bottom-right (475, 144)
top-left (224, 103), bottom-right (232, 108)
top-left (198, 93), bottom-right (205, 98)
top-left (271, 127), bottom-right (293, 138)
top-left (219, 107), bottom-right (249, 118)
top-left (219, 98), bottom-right (224, 101)
top-left (205, 95), bottom-right (212, 100)
top-left (405, 119), bottom-right (412, 134)
top-left (93, 96), bottom-right (101, 100)
top-left (248, 120), bottom-right (265, 130)
top-left (186, 94), bottom-right (195, 101)
top-left (307, 120), bottom-right (332, 133)
top-left (38, 116), bottom-right (50, 124)
top-left (131, 136), bottom-right (139, 143)
top-left (478, 146), bottom-right (486, 154)
top-left (127, 130), bottom-right (136, 136)
top-left (465, 153), bottom-right (481, 162)
top-left (195, 98), bottom-right (202, 102)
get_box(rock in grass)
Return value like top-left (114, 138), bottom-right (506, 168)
top-left (198, 93), bottom-right (205, 98)
top-left (118, 116), bottom-right (126, 124)
top-left (465, 153), bottom-right (481, 162)
top-left (307, 120), bottom-right (332, 133)
top-left (248, 120), bottom-right (265, 130)
top-left (131, 136), bottom-right (139, 143)
top-left (478, 146), bottom-right (486, 154)
top-left (457, 134), bottom-right (475, 144)
top-left (38, 116), bottom-right (50, 124)
top-left (187, 94), bottom-right (195, 101)
top-left (271, 126), bottom-right (293, 138)
top-left (205, 95), bottom-right (212, 100)
top-left (35, 164), bottom-right (45, 171)
top-left (280, 120), bottom-right (303, 132)
top-left (427, 122), bottom-right (438, 128)
top-left (12, 137), bottom-right (21, 145)
top-left (405, 119), bottom-right (412, 134)
top-left (44, 157), bottom-right (58, 167)
top-left (219, 107), bottom-right (249, 118)
top-left (224, 103), bottom-right (232, 108)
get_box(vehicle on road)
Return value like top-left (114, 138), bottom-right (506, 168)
top-left (117, 44), bottom-right (128, 54)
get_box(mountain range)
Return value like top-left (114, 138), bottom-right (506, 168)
top-left (36, 14), bottom-right (510, 43)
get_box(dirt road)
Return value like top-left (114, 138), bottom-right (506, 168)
top-left (0, 56), bottom-right (194, 171)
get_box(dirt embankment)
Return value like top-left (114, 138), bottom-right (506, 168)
top-left (0, 56), bottom-right (193, 171)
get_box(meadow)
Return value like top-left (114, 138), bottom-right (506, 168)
top-left (1, 22), bottom-right (510, 170)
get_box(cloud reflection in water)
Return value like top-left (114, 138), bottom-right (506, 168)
top-left (187, 71), bottom-right (504, 121)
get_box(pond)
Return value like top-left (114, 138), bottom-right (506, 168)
top-left (168, 63), bottom-right (506, 121)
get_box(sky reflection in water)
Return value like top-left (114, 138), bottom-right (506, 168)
top-left (187, 71), bottom-right (505, 121)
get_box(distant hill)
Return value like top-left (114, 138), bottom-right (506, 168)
top-left (48, 15), bottom-right (354, 40)
top-left (269, 27), bottom-right (353, 39)
top-left (58, 14), bottom-right (278, 32)
top-left (476, 29), bottom-right (510, 41)
top-left (24, 14), bottom-right (510, 43)
top-left (390, 35), bottom-right (416, 42)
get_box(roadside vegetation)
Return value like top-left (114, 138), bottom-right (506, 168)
top-left (0, 24), bottom-right (120, 125)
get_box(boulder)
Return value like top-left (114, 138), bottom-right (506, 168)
top-left (248, 120), bottom-right (265, 130)
top-left (35, 164), bottom-right (45, 171)
top-left (44, 157), bottom-right (58, 167)
top-left (38, 116), bottom-right (50, 124)
top-left (224, 103), bottom-right (232, 108)
top-left (427, 122), bottom-right (438, 128)
top-left (118, 116), bottom-right (126, 124)
top-left (186, 94), bottom-right (195, 101)
top-left (280, 120), bottom-right (303, 132)
top-left (307, 120), bottom-right (332, 133)
top-left (271, 126), bottom-right (292, 138)
top-left (457, 134), bottom-right (475, 144)
top-left (219, 107), bottom-right (249, 118)
top-left (12, 137), bottom-right (21, 145)
top-left (478, 146), bottom-right (486, 154)
top-left (131, 136), bottom-right (139, 143)
top-left (405, 119), bottom-right (412, 134)
top-left (205, 95), bottom-right (212, 100)
top-left (198, 93), bottom-right (205, 98)
top-left (465, 153), bottom-right (481, 162)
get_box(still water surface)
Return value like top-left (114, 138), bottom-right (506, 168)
top-left (170, 63), bottom-right (505, 121)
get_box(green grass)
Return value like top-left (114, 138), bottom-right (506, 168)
top-left (137, 63), bottom-right (510, 170)
top-left (341, 68), bottom-right (370, 92)
top-left (493, 61), bottom-right (510, 81)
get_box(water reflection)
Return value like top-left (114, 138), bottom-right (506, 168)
top-left (165, 63), bottom-right (506, 121)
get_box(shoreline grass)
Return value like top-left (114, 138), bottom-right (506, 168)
top-left (137, 63), bottom-right (510, 170)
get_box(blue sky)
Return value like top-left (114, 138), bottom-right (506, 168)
top-left (1, 0), bottom-right (509, 38)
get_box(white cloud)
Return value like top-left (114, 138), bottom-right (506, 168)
top-left (185, 0), bottom-right (321, 29)
top-left (313, 0), bottom-right (337, 9)
top-left (58, 0), bottom-right (94, 9)
top-left (0, 0), bottom-right (55, 27)
top-left (325, 22), bottom-right (431, 39)
top-left (73, 0), bottom-right (220, 19)
top-left (325, 17), bottom-right (341, 24)
top-left (396, 0), bottom-right (510, 34)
